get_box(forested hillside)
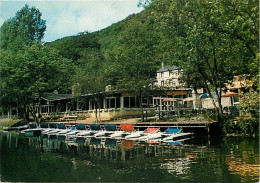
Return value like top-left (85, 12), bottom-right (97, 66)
top-left (48, 0), bottom-right (258, 94)
top-left (48, 7), bottom-right (163, 95)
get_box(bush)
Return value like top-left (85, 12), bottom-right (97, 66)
top-left (221, 116), bottom-right (259, 136)
top-left (77, 114), bottom-right (90, 120)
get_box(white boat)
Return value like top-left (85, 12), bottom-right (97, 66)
top-left (110, 131), bottom-right (126, 138)
top-left (57, 129), bottom-right (72, 135)
top-left (125, 131), bottom-right (144, 139)
top-left (163, 132), bottom-right (193, 142)
top-left (66, 129), bottom-right (80, 136)
top-left (148, 127), bottom-right (182, 140)
top-left (66, 123), bottom-right (86, 137)
top-left (20, 123), bottom-right (41, 136)
top-left (46, 124), bottom-right (66, 135)
top-left (77, 130), bottom-right (93, 137)
top-left (137, 127), bottom-right (160, 141)
top-left (94, 131), bottom-right (107, 137)
top-left (41, 123), bottom-right (58, 135)
top-left (138, 128), bottom-right (188, 141)
top-left (94, 124), bottom-right (117, 137)
top-left (110, 124), bottom-right (134, 138)
top-left (139, 132), bottom-right (164, 141)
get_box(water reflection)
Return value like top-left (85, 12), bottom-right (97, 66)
top-left (0, 132), bottom-right (259, 182)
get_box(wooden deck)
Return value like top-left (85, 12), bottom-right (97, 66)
top-left (125, 121), bottom-right (217, 129)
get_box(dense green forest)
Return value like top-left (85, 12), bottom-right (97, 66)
top-left (0, 0), bottom-right (258, 122)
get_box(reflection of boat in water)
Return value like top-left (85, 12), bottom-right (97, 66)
top-left (21, 123), bottom-right (41, 137)
top-left (168, 141), bottom-right (182, 146)
top-left (121, 140), bottom-right (135, 149)
top-left (75, 137), bottom-right (85, 145)
top-left (57, 135), bottom-right (66, 141)
top-left (90, 138), bottom-right (101, 146)
top-left (13, 132), bottom-right (195, 164)
top-left (105, 138), bottom-right (117, 147)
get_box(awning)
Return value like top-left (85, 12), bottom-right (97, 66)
top-left (199, 92), bottom-right (216, 100)
top-left (163, 98), bottom-right (177, 102)
top-left (183, 97), bottom-right (195, 102)
top-left (222, 92), bottom-right (238, 97)
top-left (167, 91), bottom-right (189, 95)
top-left (42, 92), bottom-right (72, 102)
top-left (199, 93), bottom-right (209, 99)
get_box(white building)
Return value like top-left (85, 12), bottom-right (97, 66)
top-left (156, 62), bottom-right (185, 89)
top-left (153, 63), bottom-right (194, 112)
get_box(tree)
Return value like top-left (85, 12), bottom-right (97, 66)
top-left (0, 4), bottom-right (46, 49)
top-left (71, 58), bottom-right (106, 122)
top-left (0, 42), bottom-right (73, 122)
top-left (109, 16), bottom-right (161, 121)
top-left (68, 35), bottom-right (106, 122)
top-left (149, 0), bottom-right (258, 121)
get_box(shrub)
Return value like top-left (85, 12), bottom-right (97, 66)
top-left (221, 116), bottom-right (259, 136)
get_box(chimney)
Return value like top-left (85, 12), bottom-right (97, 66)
top-left (161, 62), bottom-right (165, 68)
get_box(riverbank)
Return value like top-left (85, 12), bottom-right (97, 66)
top-left (0, 118), bottom-right (21, 130)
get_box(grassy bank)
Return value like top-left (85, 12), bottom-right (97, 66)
top-left (0, 119), bottom-right (23, 130)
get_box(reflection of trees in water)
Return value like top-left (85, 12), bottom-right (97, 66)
top-left (223, 137), bottom-right (259, 182)
top-left (226, 154), bottom-right (259, 182)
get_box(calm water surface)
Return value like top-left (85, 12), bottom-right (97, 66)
top-left (0, 132), bottom-right (259, 182)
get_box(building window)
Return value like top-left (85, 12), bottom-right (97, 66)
top-left (161, 72), bottom-right (164, 78)
top-left (161, 81), bottom-right (164, 87)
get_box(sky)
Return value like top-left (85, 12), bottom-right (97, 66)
top-left (0, 0), bottom-right (144, 42)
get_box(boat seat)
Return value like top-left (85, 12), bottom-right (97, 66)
top-left (57, 123), bottom-right (66, 129)
top-left (29, 123), bottom-right (37, 129)
top-left (145, 127), bottom-right (159, 134)
top-left (89, 124), bottom-right (101, 131)
top-left (75, 123), bottom-right (85, 130)
top-left (104, 124), bottom-right (116, 131)
top-left (120, 124), bottom-right (134, 132)
top-left (165, 128), bottom-right (182, 134)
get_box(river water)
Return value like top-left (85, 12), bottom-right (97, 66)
top-left (0, 132), bottom-right (259, 182)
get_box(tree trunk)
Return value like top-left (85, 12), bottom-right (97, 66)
top-left (24, 104), bottom-right (30, 122)
top-left (139, 94), bottom-right (144, 122)
top-left (95, 96), bottom-right (98, 123)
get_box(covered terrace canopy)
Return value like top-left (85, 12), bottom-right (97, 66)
top-left (163, 98), bottom-right (177, 102)
top-left (183, 97), bottom-right (195, 102)
top-left (42, 92), bottom-right (72, 102)
top-left (221, 92), bottom-right (238, 97)
top-left (199, 92), bottom-right (217, 100)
